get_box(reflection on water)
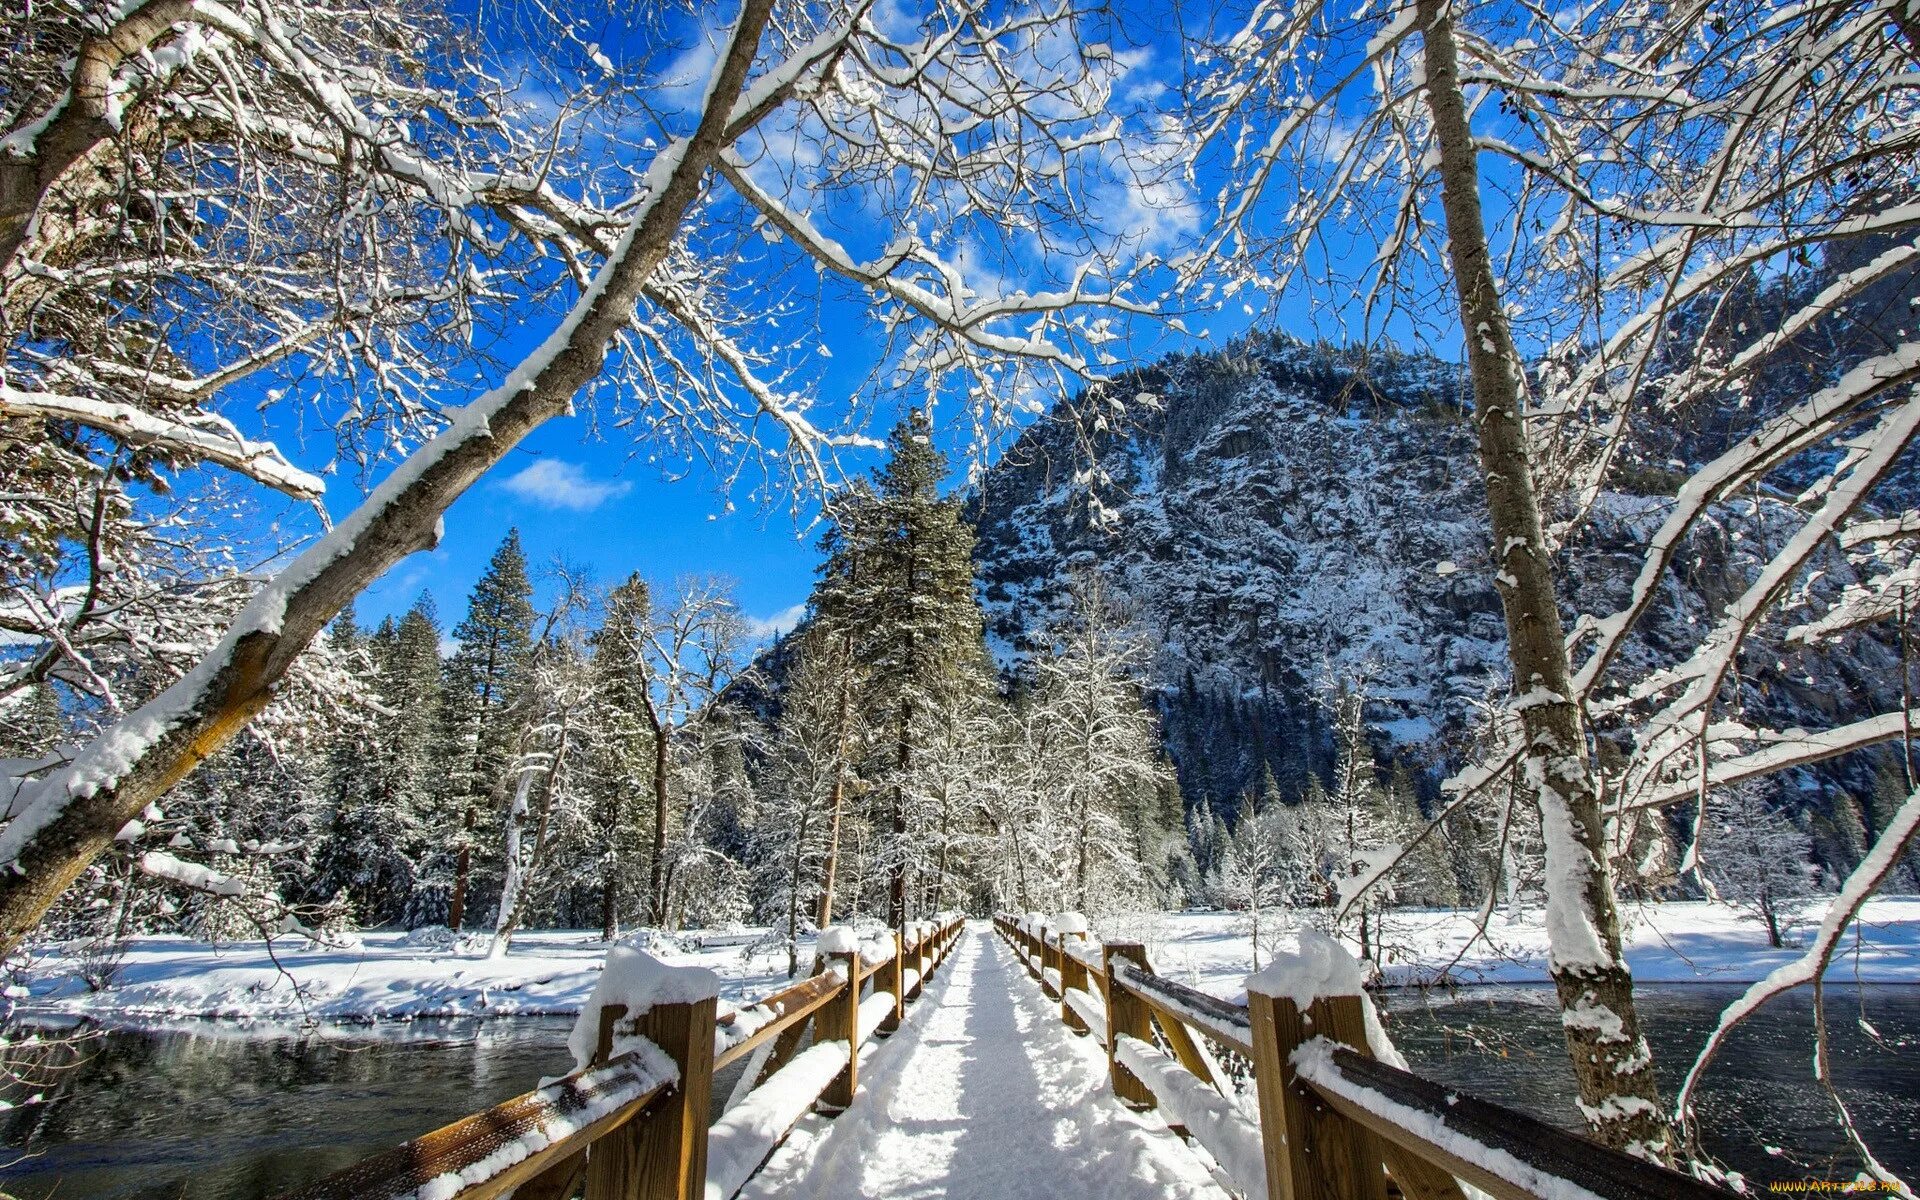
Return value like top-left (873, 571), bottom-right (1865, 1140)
top-left (3, 985), bottom-right (1916, 1198)
top-left (2, 1017), bottom-right (575, 1199)
top-left (1380, 984), bottom-right (1920, 1185)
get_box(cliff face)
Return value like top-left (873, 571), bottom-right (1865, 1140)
top-left (968, 334), bottom-right (1904, 838)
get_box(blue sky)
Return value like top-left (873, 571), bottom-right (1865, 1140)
top-left (213, 0), bottom-right (1447, 644)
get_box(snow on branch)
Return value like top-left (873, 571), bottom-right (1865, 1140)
top-left (0, 0), bottom-right (783, 954)
top-left (0, 384), bottom-right (325, 501)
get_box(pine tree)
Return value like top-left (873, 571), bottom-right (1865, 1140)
top-left (313, 596), bottom-right (444, 924)
top-left (443, 531), bottom-right (535, 931)
top-left (822, 412), bottom-right (988, 927)
top-left (797, 515), bottom-right (868, 926)
top-left (585, 574), bottom-right (654, 941)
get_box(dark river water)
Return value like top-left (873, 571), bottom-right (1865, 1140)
top-left (3, 985), bottom-right (1916, 1198)
top-left (1375, 984), bottom-right (1920, 1187)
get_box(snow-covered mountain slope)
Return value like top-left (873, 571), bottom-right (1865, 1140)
top-left (968, 334), bottom-right (1904, 823)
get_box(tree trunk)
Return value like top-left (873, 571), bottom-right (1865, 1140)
top-left (601, 874), bottom-right (620, 943)
top-left (787, 804), bottom-right (814, 978)
top-left (447, 802), bottom-right (476, 933)
top-left (814, 568), bottom-right (858, 928)
top-left (600, 786), bottom-right (624, 942)
top-left (1762, 888), bottom-right (1783, 949)
top-left (1414, 0), bottom-right (1670, 1158)
top-left (492, 718), bottom-right (572, 959)
top-left (649, 716), bottom-right (671, 927)
top-left (0, 0), bottom-right (779, 959)
top-left (931, 788), bottom-right (952, 914)
top-left (814, 669), bottom-right (852, 928)
top-left (1073, 788), bottom-right (1090, 911)
top-left (488, 764), bottom-right (538, 959)
top-left (888, 697), bottom-right (911, 929)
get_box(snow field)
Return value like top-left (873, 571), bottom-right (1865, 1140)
top-left (12, 929), bottom-right (801, 1025)
top-left (739, 924), bottom-right (1230, 1200)
top-left (13, 898), bottom-right (1915, 1029)
top-left (1116, 898), bottom-right (1920, 1000)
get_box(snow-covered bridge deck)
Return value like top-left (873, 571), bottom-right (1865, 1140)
top-left (281, 917), bottom-right (1733, 1200)
top-left (739, 925), bottom-right (1228, 1199)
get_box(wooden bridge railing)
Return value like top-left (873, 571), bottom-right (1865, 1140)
top-left (992, 913), bottom-right (1727, 1200)
top-left (282, 915), bottom-right (965, 1200)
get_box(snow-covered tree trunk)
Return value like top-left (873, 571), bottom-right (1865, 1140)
top-left (1414, 0), bottom-right (1667, 1158)
top-left (488, 762), bottom-right (540, 959)
top-left (814, 665), bottom-right (855, 929)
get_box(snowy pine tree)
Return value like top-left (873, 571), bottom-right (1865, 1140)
top-left (583, 574), bottom-right (655, 941)
top-left (827, 412), bottom-right (988, 927)
top-left (442, 531), bottom-right (535, 932)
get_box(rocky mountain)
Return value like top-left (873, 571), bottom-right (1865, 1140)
top-left (967, 332), bottom-right (1907, 855)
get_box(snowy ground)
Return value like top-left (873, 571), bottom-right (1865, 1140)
top-left (741, 925), bottom-right (1230, 1200)
top-left (1094, 896), bottom-right (1920, 1001)
top-left (11, 897), bottom-right (1917, 1028)
top-left (7, 929), bottom-right (800, 1026)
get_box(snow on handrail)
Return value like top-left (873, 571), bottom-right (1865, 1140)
top-left (282, 1051), bottom-right (672, 1200)
top-left (714, 971), bottom-right (841, 1072)
top-left (1293, 1040), bottom-right (1729, 1200)
top-left (1063, 985), bottom-right (1107, 1043)
top-left (1116, 1034), bottom-right (1267, 1198)
top-left (708, 1040), bottom-right (852, 1200)
top-left (1108, 959), bottom-right (1255, 1057)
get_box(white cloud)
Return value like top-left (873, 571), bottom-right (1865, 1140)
top-left (746, 602), bottom-right (807, 640)
top-left (499, 459), bottom-right (632, 511)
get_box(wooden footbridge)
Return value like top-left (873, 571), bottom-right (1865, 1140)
top-left (277, 917), bottom-right (1730, 1200)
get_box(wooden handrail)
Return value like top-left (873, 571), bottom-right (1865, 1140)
top-left (990, 913), bottom-right (1730, 1200)
top-left (1109, 958), bottom-right (1254, 1058)
top-left (1300, 1045), bottom-right (1725, 1200)
top-left (713, 971), bottom-right (841, 1074)
top-left (282, 916), bottom-right (967, 1200)
top-left (280, 1054), bottom-right (672, 1200)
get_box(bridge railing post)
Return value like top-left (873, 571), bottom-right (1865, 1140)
top-left (583, 992), bottom-right (717, 1200)
top-left (1101, 942), bottom-right (1155, 1109)
top-left (881, 929), bottom-right (904, 1035)
top-left (820, 949), bottom-right (863, 1110)
top-left (1247, 988), bottom-right (1390, 1200)
top-left (1044, 928), bottom-right (1063, 998)
top-left (1059, 931), bottom-right (1089, 1033)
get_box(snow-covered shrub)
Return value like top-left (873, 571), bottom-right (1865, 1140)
top-left (400, 924), bottom-right (458, 950)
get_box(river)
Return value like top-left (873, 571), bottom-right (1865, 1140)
top-left (3, 985), bottom-right (1915, 1197)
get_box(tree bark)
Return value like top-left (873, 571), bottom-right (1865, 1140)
top-left (0, 0), bottom-right (201, 279)
top-left (1414, 0), bottom-right (1670, 1158)
top-left (814, 655), bottom-right (854, 928)
top-left (0, 0), bottom-right (778, 959)
top-left (648, 705), bottom-right (672, 928)
top-left (787, 804), bottom-right (814, 978)
top-left (888, 695), bottom-right (911, 929)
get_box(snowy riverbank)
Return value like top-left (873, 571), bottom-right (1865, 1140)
top-left (1112, 897), bottom-right (1920, 1000)
top-left (10, 898), bottom-right (1919, 1027)
top-left (8, 929), bottom-right (800, 1026)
